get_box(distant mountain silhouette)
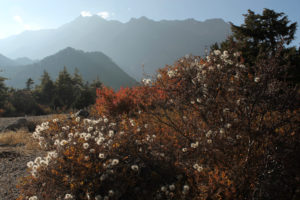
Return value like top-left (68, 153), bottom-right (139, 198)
top-left (4, 47), bottom-right (137, 89)
top-left (0, 54), bottom-right (35, 77)
top-left (0, 16), bottom-right (231, 80)
top-left (0, 54), bottom-right (16, 67)
top-left (14, 57), bottom-right (36, 65)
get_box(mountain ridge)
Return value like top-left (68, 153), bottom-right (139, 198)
top-left (0, 16), bottom-right (231, 80)
top-left (4, 47), bottom-right (137, 90)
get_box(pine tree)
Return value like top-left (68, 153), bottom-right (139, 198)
top-left (90, 76), bottom-right (102, 89)
top-left (26, 78), bottom-right (34, 90)
top-left (0, 75), bottom-right (7, 109)
top-left (72, 68), bottom-right (83, 87)
top-left (55, 66), bottom-right (75, 109)
top-left (37, 70), bottom-right (56, 106)
top-left (224, 9), bottom-right (297, 59)
top-left (220, 8), bottom-right (299, 83)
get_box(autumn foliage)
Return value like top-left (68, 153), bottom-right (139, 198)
top-left (17, 48), bottom-right (299, 200)
top-left (93, 84), bottom-right (167, 117)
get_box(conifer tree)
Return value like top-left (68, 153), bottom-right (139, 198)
top-left (220, 8), bottom-right (299, 83)
top-left (222, 9), bottom-right (296, 58)
top-left (26, 78), bottom-right (34, 90)
top-left (55, 66), bottom-right (75, 109)
top-left (72, 68), bottom-right (83, 87)
top-left (0, 75), bottom-right (7, 109)
top-left (37, 70), bottom-right (56, 106)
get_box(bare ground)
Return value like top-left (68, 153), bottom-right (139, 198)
top-left (0, 146), bottom-right (45, 200)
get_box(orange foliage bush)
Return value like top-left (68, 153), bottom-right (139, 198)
top-left (94, 85), bottom-right (167, 116)
top-left (18, 49), bottom-right (299, 200)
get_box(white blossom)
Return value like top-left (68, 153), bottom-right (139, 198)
top-left (161, 186), bottom-right (167, 192)
top-left (169, 184), bottom-right (175, 191)
top-left (191, 141), bottom-right (199, 148)
top-left (239, 64), bottom-right (246, 69)
top-left (108, 190), bottom-right (114, 197)
top-left (236, 135), bottom-right (242, 139)
top-left (206, 130), bottom-right (212, 138)
top-left (75, 117), bottom-right (80, 122)
top-left (220, 128), bottom-right (225, 134)
top-left (108, 130), bottom-right (114, 137)
top-left (131, 165), bottom-right (139, 171)
top-left (167, 70), bottom-right (176, 78)
top-left (103, 118), bottom-right (109, 123)
top-left (83, 143), bottom-right (89, 149)
top-left (99, 153), bottom-right (105, 159)
top-left (183, 185), bottom-right (190, 194)
top-left (95, 195), bottom-right (102, 200)
top-left (214, 50), bottom-right (221, 56)
top-left (64, 194), bottom-right (73, 199)
top-left (193, 163), bottom-right (204, 172)
top-left (111, 159), bottom-right (119, 166)
top-left (225, 123), bottom-right (232, 129)
top-left (233, 52), bottom-right (241, 57)
top-left (27, 161), bottom-right (34, 168)
top-left (142, 78), bottom-right (152, 85)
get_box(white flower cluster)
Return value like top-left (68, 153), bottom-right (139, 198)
top-left (190, 141), bottom-right (199, 148)
top-left (193, 163), bottom-right (204, 172)
top-left (131, 164), bottom-right (139, 171)
top-left (142, 134), bottom-right (156, 143)
top-left (27, 151), bottom-right (57, 177)
top-left (167, 69), bottom-right (178, 78)
top-left (206, 130), bottom-right (213, 138)
top-left (142, 78), bottom-right (152, 85)
top-left (182, 184), bottom-right (190, 195)
top-left (160, 184), bottom-right (176, 197)
top-left (32, 122), bottom-right (50, 148)
top-left (158, 182), bottom-right (190, 197)
top-left (64, 193), bottom-right (73, 199)
top-left (189, 50), bottom-right (248, 91)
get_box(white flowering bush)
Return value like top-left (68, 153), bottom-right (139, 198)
top-left (18, 115), bottom-right (194, 199)
top-left (18, 49), bottom-right (299, 200)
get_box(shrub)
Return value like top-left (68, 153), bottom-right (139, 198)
top-left (18, 49), bottom-right (299, 200)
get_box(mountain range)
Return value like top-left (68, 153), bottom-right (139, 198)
top-left (0, 54), bottom-right (35, 67)
top-left (3, 47), bottom-right (137, 90)
top-left (0, 16), bottom-right (231, 80)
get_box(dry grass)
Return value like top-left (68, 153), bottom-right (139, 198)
top-left (0, 129), bottom-right (41, 153)
top-left (0, 114), bottom-right (68, 155)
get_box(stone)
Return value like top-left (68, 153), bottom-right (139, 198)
top-left (5, 118), bottom-right (28, 131)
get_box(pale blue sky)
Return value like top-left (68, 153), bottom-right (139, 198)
top-left (0, 0), bottom-right (299, 45)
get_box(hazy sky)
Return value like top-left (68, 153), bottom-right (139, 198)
top-left (0, 0), bottom-right (299, 45)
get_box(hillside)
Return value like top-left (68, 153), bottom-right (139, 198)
top-left (4, 47), bottom-right (137, 90)
top-left (0, 16), bottom-right (231, 79)
top-left (0, 54), bottom-right (16, 67)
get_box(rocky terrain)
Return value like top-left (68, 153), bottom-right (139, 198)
top-left (0, 146), bottom-right (44, 200)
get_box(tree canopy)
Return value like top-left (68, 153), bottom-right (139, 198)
top-left (217, 8), bottom-right (299, 83)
